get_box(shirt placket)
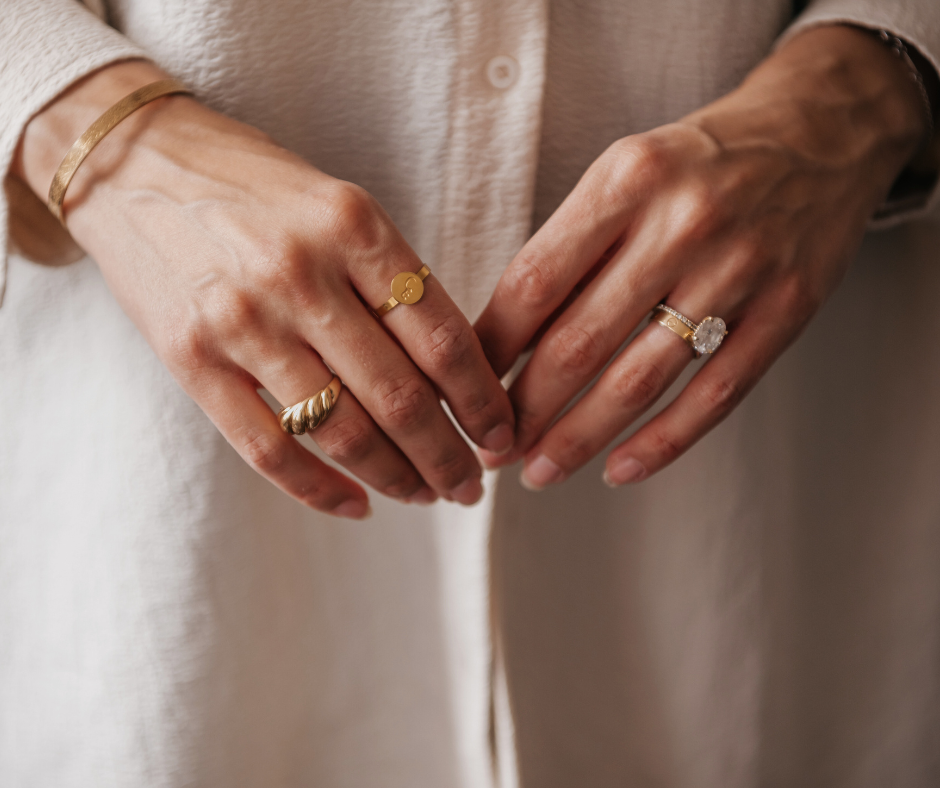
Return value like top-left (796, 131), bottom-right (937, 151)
top-left (437, 0), bottom-right (549, 321)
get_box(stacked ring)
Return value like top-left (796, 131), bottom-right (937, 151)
top-left (651, 304), bottom-right (727, 357)
top-left (278, 376), bottom-right (342, 435)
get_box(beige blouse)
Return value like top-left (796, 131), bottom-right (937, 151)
top-left (1, 1), bottom-right (939, 785)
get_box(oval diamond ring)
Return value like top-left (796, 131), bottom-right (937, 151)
top-left (651, 304), bottom-right (727, 357)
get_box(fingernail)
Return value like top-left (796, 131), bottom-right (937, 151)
top-left (603, 457), bottom-right (647, 487)
top-left (478, 446), bottom-right (519, 471)
top-left (449, 476), bottom-right (484, 506)
top-left (520, 454), bottom-right (566, 491)
top-left (482, 423), bottom-right (514, 455)
top-left (331, 499), bottom-right (372, 519)
top-left (479, 447), bottom-right (515, 469)
top-left (407, 486), bottom-right (438, 505)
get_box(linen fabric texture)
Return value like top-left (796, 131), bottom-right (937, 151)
top-left (2, 1), bottom-right (940, 786)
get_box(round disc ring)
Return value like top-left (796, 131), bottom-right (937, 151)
top-left (374, 265), bottom-right (432, 318)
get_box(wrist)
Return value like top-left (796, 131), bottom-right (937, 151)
top-left (12, 59), bottom-right (170, 203)
top-left (684, 25), bottom-right (926, 202)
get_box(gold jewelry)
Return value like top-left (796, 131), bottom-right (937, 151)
top-left (47, 78), bottom-right (193, 226)
top-left (651, 304), bottom-right (727, 357)
top-left (652, 308), bottom-right (696, 347)
top-left (373, 265), bottom-right (431, 317)
top-left (278, 376), bottom-right (342, 435)
top-left (875, 30), bottom-right (934, 140)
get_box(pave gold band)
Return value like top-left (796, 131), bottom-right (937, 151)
top-left (651, 304), bottom-right (728, 357)
top-left (373, 265), bottom-right (431, 318)
top-left (652, 309), bottom-right (696, 348)
top-left (654, 304), bottom-right (697, 332)
top-left (48, 78), bottom-right (193, 226)
top-left (278, 376), bottom-right (342, 435)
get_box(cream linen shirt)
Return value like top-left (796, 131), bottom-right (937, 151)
top-left (1, 1), bottom-right (940, 786)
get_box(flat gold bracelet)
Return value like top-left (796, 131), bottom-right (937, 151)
top-left (47, 78), bottom-right (193, 226)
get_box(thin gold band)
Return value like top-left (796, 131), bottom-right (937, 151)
top-left (47, 78), bottom-right (193, 226)
top-left (278, 376), bottom-right (342, 436)
top-left (651, 309), bottom-right (696, 348)
top-left (373, 264), bottom-right (432, 318)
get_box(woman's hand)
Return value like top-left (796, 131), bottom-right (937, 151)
top-left (475, 25), bottom-right (930, 490)
top-left (14, 61), bottom-right (516, 517)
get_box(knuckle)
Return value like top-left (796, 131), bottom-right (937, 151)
top-left (251, 236), bottom-right (342, 313)
top-left (502, 252), bottom-right (561, 312)
top-left (550, 430), bottom-right (594, 470)
top-left (460, 391), bottom-right (499, 423)
top-left (161, 320), bottom-right (210, 377)
top-left (429, 449), bottom-right (472, 490)
top-left (777, 274), bottom-right (819, 323)
top-left (382, 475), bottom-right (423, 500)
top-left (607, 135), bottom-right (666, 183)
top-left (317, 415), bottom-right (374, 465)
top-left (319, 182), bottom-right (386, 254)
top-left (420, 313), bottom-right (475, 375)
top-left (201, 287), bottom-right (262, 343)
top-left (673, 183), bottom-right (727, 241)
top-left (253, 240), bottom-right (311, 292)
top-left (374, 375), bottom-right (434, 431)
top-left (511, 405), bottom-right (540, 446)
top-left (719, 235), bottom-right (767, 293)
top-left (512, 401), bottom-right (550, 454)
top-left (242, 430), bottom-right (290, 475)
top-left (697, 375), bottom-right (744, 416)
top-left (549, 324), bottom-right (603, 378)
top-left (648, 429), bottom-right (683, 465)
top-left (730, 234), bottom-right (766, 269)
top-left (598, 136), bottom-right (669, 203)
top-left (611, 361), bottom-right (667, 411)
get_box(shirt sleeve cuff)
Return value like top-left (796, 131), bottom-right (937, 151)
top-left (775, 0), bottom-right (940, 228)
top-left (0, 0), bottom-right (148, 306)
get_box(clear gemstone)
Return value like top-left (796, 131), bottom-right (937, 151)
top-left (692, 317), bottom-right (726, 355)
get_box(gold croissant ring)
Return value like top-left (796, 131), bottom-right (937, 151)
top-left (373, 265), bottom-right (431, 318)
top-left (278, 376), bottom-right (342, 435)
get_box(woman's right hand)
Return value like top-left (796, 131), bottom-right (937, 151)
top-left (13, 60), bottom-right (515, 517)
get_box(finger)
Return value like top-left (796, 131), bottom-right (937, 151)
top-left (381, 270), bottom-right (515, 453)
top-left (484, 214), bottom-right (763, 471)
top-left (507, 249), bottom-right (752, 484)
top-left (603, 302), bottom-right (796, 486)
top-left (483, 222), bottom-right (683, 467)
top-left (298, 286), bottom-right (485, 505)
top-left (195, 369), bottom-right (372, 518)
top-left (241, 339), bottom-right (437, 505)
top-left (337, 187), bottom-right (515, 455)
top-left (518, 323), bottom-right (692, 489)
top-left (475, 138), bottom-right (651, 377)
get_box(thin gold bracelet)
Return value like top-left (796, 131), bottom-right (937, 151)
top-left (47, 78), bottom-right (193, 226)
top-left (875, 30), bottom-right (934, 140)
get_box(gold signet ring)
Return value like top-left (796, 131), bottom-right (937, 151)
top-left (278, 376), bottom-right (342, 435)
top-left (374, 265), bottom-right (431, 318)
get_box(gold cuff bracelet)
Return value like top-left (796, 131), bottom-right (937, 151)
top-left (47, 78), bottom-right (193, 226)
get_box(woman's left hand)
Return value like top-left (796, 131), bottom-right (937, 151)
top-left (475, 25), bottom-right (931, 489)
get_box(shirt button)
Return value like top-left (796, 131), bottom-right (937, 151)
top-left (486, 55), bottom-right (519, 90)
